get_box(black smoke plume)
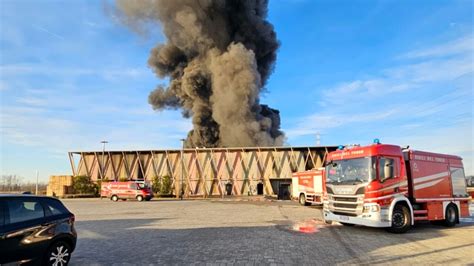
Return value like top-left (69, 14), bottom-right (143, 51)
top-left (115, 0), bottom-right (285, 147)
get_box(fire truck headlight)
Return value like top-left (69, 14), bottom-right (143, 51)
top-left (363, 204), bottom-right (380, 213)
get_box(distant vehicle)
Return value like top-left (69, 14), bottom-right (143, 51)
top-left (0, 195), bottom-right (77, 265)
top-left (466, 176), bottom-right (474, 187)
top-left (466, 176), bottom-right (474, 197)
top-left (101, 181), bottom-right (153, 202)
top-left (323, 140), bottom-right (471, 233)
top-left (292, 169), bottom-right (325, 206)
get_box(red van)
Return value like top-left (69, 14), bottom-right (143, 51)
top-left (101, 181), bottom-right (153, 202)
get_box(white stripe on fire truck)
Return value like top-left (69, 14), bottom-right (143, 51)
top-left (416, 197), bottom-right (470, 202)
top-left (414, 178), bottom-right (445, 190)
top-left (367, 181), bottom-right (408, 193)
top-left (364, 192), bottom-right (408, 202)
top-left (413, 171), bottom-right (449, 184)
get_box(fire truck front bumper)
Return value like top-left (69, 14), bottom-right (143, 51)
top-left (323, 208), bottom-right (391, 228)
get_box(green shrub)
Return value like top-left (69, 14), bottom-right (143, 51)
top-left (161, 175), bottom-right (172, 195)
top-left (151, 176), bottom-right (173, 196)
top-left (73, 176), bottom-right (96, 195)
top-left (151, 176), bottom-right (161, 194)
top-left (119, 177), bottom-right (128, 182)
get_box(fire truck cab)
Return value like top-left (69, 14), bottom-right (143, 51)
top-left (323, 140), bottom-right (471, 233)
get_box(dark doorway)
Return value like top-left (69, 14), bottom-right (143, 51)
top-left (270, 179), bottom-right (292, 196)
top-left (257, 183), bottom-right (264, 195)
top-left (225, 183), bottom-right (233, 196)
top-left (278, 184), bottom-right (291, 200)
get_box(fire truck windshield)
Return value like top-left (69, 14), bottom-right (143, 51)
top-left (326, 156), bottom-right (376, 185)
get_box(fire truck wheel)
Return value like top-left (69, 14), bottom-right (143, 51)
top-left (111, 195), bottom-right (119, 202)
top-left (299, 194), bottom-right (310, 206)
top-left (444, 204), bottom-right (458, 227)
top-left (136, 195), bottom-right (144, 202)
top-left (388, 204), bottom-right (411, 234)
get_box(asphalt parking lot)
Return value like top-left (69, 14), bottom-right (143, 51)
top-left (63, 198), bottom-right (474, 265)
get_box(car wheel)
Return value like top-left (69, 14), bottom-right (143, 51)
top-left (44, 240), bottom-right (71, 266)
top-left (111, 195), bottom-right (118, 202)
top-left (387, 204), bottom-right (411, 234)
top-left (136, 195), bottom-right (144, 202)
top-left (443, 204), bottom-right (458, 227)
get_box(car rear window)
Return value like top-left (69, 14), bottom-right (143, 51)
top-left (7, 199), bottom-right (45, 224)
top-left (43, 199), bottom-right (69, 216)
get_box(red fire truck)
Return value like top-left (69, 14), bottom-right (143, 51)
top-left (323, 140), bottom-right (471, 233)
top-left (292, 169), bottom-right (325, 206)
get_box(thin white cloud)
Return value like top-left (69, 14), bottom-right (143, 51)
top-left (0, 64), bottom-right (150, 79)
top-left (16, 96), bottom-right (49, 107)
top-left (399, 35), bottom-right (473, 59)
top-left (32, 24), bottom-right (65, 40)
top-left (384, 57), bottom-right (472, 83)
top-left (0, 111), bottom-right (78, 148)
top-left (320, 34), bottom-right (473, 106)
top-left (24, 88), bottom-right (55, 94)
top-left (0, 106), bottom-right (192, 154)
top-left (285, 108), bottom-right (399, 138)
top-left (83, 20), bottom-right (99, 27)
top-left (321, 79), bottom-right (418, 104)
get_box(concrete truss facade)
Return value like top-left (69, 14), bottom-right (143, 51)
top-left (68, 146), bottom-right (336, 197)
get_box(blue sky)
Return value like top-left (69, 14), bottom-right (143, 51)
top-left (1, 0), bottom-right (473, 182)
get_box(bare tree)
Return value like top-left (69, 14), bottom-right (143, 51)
top-left (0, 175), bottom-right (47, 193)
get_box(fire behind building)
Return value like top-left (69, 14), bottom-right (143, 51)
top-left (69, 146), bottom-right (336, 198)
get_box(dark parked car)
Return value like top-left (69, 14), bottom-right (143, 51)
top-left (0, 195), bottom-right (77, 265)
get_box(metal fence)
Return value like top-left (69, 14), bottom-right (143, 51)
top-left (69, 146), bottom-right (336, 197)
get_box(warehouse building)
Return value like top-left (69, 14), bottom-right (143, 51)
top-left (68, 146), bottom-right (336, 198)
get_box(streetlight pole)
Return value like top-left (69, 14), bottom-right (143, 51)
top-left (100, 141), bottom-right (108, 181)
top-left (180, 139), bottom-right (186, 200)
